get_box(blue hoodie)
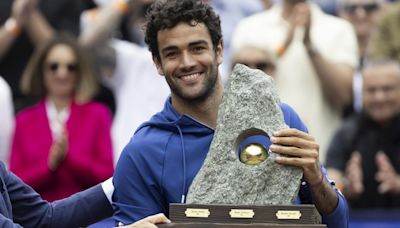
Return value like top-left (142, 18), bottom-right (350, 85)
top-left (113, 98), bottom-right (349, 227)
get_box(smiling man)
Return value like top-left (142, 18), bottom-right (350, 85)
top-left (112, 0), bottom-right (349, 227)
top-left (326, 59), bottom-right (400, 208)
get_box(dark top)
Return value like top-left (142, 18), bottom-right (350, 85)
top-left (326, 112), bottom-right (400, 208)
top-left (0, 161), bottom-right (113, 227)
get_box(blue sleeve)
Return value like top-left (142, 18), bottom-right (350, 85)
top-left (280, 103), bottom-right (308, 132)
top-left (319, 166), bottom-right (349, 228)
top-left (322, 191), bottom-right (349, 228)
top-left (299, 166), bottom-right (349, 228)
top-left (112, 137), bottom-right (166, 225)
top-left (3, 162), bottom-right (112, 227)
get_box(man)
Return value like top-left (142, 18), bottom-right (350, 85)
top-left (338, 0), bottom-right (382, 115)
top-left (0, 160), bottom-right (171, 227)
top-left (326, 60), bottom-right (400, 208)
top-left (0, 160), bottom-right (113, 227)
top-left (232, 0), bottom-right (358, 161)
top-left (113, 0), bottom-right (348, 227)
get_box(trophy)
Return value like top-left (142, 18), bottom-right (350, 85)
top-left (160, 64), bottom-right (325, 227)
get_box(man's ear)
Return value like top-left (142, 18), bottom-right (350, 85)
top-left (152, 55), bottom-right (165, 76)
top-left (216, 40), bottom-right (224, 65)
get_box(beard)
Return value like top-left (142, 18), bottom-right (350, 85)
top-left (165, 59), bottom-right (219, 104)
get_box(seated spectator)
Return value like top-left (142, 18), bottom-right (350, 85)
top-left (9, 34), bottom-right (114, 202)
top-left (231, 45), bottom-right (276, 77)
top-left (326, 59), bottom-right (400, 208)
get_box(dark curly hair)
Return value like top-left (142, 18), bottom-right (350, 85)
top-left (144, 0), bottom-right (222, 62)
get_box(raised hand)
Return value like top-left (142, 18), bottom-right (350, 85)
top-left (375, 151), bottom-right (400, 194)
top-left (344, 151), bottom-right (364, 198)
top-left (48, 128), bottom-right (68, 171)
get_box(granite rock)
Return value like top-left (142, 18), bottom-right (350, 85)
top-left (186, 64), bottom-right (303, 205)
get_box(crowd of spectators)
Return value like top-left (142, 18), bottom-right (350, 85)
top-left (1, 0), bottom-right (400, 226)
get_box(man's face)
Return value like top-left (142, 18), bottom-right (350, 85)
top-left (363, 64), bottom-right (400, 124)
top-left (232, 47), bottom-right (276, 77)
top-left (154, 22), bottom-right (223, 103)
top-left (340, 0), bottom-right (380, 39)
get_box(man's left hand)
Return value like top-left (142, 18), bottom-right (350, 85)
top-left (270, 128), bottom-right (322, 186)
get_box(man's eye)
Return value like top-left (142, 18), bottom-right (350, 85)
top-left (193, 46), bottom-right (205, 53)
top-left (165, 52), bottom-right (177, 58)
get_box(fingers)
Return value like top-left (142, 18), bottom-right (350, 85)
top-left (375, 151), bottom-right (394, 173)
top-left (271, 129), bottom-right (318, 157)
top-left (272, 129), bottom-right (321, 183)
top-left (377, 179), bottom-right (391, 194)
top-left (141, 213), bottom-right (171, 224)
top-left (273, 128), bottom-right (314, 139)
top-left (344, 151), bottom-right (364, 196)
top-left (292, 3), bottom-right (311, 27)
top-left (130, 214), bottom-right (171, 227)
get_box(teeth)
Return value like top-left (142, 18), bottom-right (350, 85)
top-left (181, 73), bottom-right (200, 81)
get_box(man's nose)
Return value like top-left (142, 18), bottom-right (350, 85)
top-left (373, 89), bottom-right (386, 101)
top-left (180, 52), bottom-right (196, 70)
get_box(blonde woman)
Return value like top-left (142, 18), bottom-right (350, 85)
top-left (10, 33), bottom-right (114, 202)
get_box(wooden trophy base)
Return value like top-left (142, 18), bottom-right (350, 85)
top-left (158, 204), bottom-right (326, 227)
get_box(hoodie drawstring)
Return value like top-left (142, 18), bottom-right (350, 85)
top-left (175, 124), bottom-right (187, 203)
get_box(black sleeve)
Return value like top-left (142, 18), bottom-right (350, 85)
top-left (325, 117), bottom-right (359, 171)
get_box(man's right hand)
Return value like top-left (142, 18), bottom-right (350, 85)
top-left (120, 213), bottom-right (171, 228)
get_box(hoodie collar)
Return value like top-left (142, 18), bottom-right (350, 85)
top-left (137, 96), bottom-right (214, 135)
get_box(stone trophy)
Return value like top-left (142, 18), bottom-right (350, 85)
top-left (160, 64), bottom-right (325, 227)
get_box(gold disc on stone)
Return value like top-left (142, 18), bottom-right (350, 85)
top-left (239, 143), bottom-right (268, 166)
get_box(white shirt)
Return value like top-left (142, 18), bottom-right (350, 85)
top-left (45, 99), bottom-right (70, 141)
top-left (232, 4), bottom-right (358, 161)
top-left (102, 40), bottom-right (170, 163)
top-left (0, 76), bottom-right (14, 166)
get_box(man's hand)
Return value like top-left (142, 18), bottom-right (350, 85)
top-left (120, 213), bottom-right (171, 228)
top-left (375, 151), bottom-right (400, 194)
top-left (344, 151), bottom-right (364, 198)
top-left (270, 128), bottom-right (322, 186)
top-left (271, 128), bottom-right (339, 214)
top-left (48, 130), bottom-right (68, 171)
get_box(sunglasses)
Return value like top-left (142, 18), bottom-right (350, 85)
top-left (344, 3), bottom-right (379, 14)
top-left (45, 62), bottom-right (78, 73)
top-left (236, 61), bottom-right (275, 72)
